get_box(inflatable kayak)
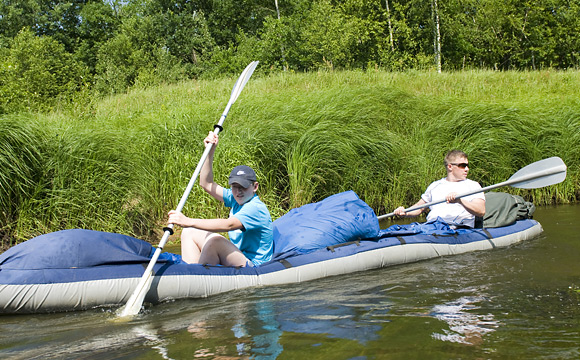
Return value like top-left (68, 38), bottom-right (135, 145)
top-left (0, 191), bottom-right (542, 314)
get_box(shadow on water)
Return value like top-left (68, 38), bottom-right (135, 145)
top-left (1, 205), bottom-right (579, 359)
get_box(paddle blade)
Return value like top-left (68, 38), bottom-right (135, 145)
top-left (118, 245), bottom-right (165, 318)
top-left (229, 61), bottom-right (259, 105)
top-left (117, 270), bottom-right (154, 317)
top-left (508, 156), bottom-right (567, 189)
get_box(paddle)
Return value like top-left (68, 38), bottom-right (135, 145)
top-left (117, 61), bottom-right (259, 318)
top-left (378, 156), bottom-right (567, 221)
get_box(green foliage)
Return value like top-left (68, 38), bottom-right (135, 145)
top-left (94, 32), bottom-right (185, 94)
top-left (262, 0), bottom-right (385, 70)
top-left (205, 32), bottom-right (263, 78)
top-left (0, 0), bottom-right (44, 40)
top-left (2, 0), bottom-right (580, 112)
top-left (75, 0), bottom-right (119, 73)
top-left (93, 32), bottom-right (135, 94)
top-left (0, 115), bottom-right (45, 245)
top-left (196, 0), bottom-right (276, 47)
top-left (93, 3), bottom-right (215, 94)
top-left (300, 0), bottom-right (356, 69)
top-left (439, 0), bottom-right (580, 70)
top-left (0, 28), bottom-right (90, 114)
top-left (259, 16), bottom-right (291, 71)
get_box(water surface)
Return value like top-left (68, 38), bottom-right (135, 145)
top-left (1, 205), bottom-right (579, 359)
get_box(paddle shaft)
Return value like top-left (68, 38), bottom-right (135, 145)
top-left (132, 129), bottom-right (220, 308)
top-left (144, 127), bottom-right (221, 280)
top-left (378, 160), bottom-right (567, 221)
top-left (118, 61), bottom-right (258, 317)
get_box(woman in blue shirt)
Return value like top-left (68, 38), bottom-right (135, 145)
top-left (168, 132), bottom-right (273, 267)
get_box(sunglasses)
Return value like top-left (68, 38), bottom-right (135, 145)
top-left (450, 162), bottom-right (469, 169)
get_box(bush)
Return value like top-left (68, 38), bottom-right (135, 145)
top-left (0, 29), bottom-right (90, 114)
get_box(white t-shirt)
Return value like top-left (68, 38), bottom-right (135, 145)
top-left (421, 178), bottom-right (485, 228)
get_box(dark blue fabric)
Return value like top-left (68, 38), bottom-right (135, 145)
top-left (0, 229), bottom-right (154, 270)
top-left (157, 251), bottom-right (184, 264)
top-left (272, 191), bottom-right (380, 256)
top-left (377, 217), bottom-right (459, 238)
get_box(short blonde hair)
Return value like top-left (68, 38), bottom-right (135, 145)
top-left (444, 150), bottom-right (468, 167)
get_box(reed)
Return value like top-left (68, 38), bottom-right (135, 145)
top-left (0, 115), bottom-right (45, 247)
top-left (14, 121), bottom-right (137, 240)
top-left (2, 69), bottom-right (579, 249)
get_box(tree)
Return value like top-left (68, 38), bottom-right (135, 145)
top-left (0, 0), bottom-right (42, 41)
top-left (274, 0), bottom-right (288, 70)
top-left (196, 0), bottom-right (276, 48)
top-left (94, 0), bottom-right (216, 93)
top-left (75, 1), bottom-right (119, 73)
top-left (295, 0), bottom-right (385, 69)
top-left (0, 0), bottom-right (118, 75)
top-left (383, 0), bottom-right (435, 69)
top-left (0, 28), bottom-right (89, 113)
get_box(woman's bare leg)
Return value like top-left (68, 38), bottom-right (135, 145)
top-left (198, 236), bottom-right (249, 267)
top-left (180, 227), bottom-right (215, 264)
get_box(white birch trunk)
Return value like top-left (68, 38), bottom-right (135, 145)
top-left (274, 0), bottom-right (288, 71)
top-left (431, 0), bottom-right (442, 73)
top-left (385, 0), bottom-right (395, 51)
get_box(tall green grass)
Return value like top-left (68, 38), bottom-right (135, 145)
top-left (0, 116), bottom-right (45, 246)
top-left (2, 69), bottom-right (579, 250)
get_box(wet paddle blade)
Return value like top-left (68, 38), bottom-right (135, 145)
top-left (117, 246), bottom-right (164, 318)
top-left (117, 271), bottom-right (154, 317)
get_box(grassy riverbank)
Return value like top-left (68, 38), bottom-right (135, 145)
top-left (2, 69), bottom-right (579, 249)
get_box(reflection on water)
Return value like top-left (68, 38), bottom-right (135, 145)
top-left (273, 285), bottom-right (387, 345)
top-left (430, 294), bottom-right (499, 346)
top-left (133, 325), bottom-right (174, 360)
top-left (184, 299), bottom-right (283, 359)
top-left (1, 205), bottom-right (579, 359)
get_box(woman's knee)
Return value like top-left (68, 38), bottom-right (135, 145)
top-left (182, 228), bottom-right (216, 247)
top-left (203, 237), bottom-right (247, 266)
top-left (181, 227), bottom-right (204, 240)
top-left (203, 234), bottom-right (228, 250)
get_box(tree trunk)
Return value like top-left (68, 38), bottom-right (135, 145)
top-left (385, 0), bottom-right (395, 51)
top-left (274, 0), bottom-right (288, 71)
top-left (431, 0), bottom-right (442, 73)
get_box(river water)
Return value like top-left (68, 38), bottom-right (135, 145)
top-left (0, 205), bottom-right (579, 359)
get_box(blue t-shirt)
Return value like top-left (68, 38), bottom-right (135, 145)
top-left (222, 189), bottom-right (274, 266)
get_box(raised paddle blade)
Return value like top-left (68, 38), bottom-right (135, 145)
top-left (215, 61), bottom-right (259, 130)
top-left (507, 156), bottom-right (567, 189)
top-left (229, 61), bottom-right (259, 105)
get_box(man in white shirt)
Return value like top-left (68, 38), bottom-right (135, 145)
top-left (394, 150), bottom-right (485, 228)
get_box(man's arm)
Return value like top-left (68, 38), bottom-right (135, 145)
top-left (394, 199), bottom-right (428, 217)
top-left (457, 198), bottom-right (485, 217)
top-left (446, 191), bottom-right (485, 217)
